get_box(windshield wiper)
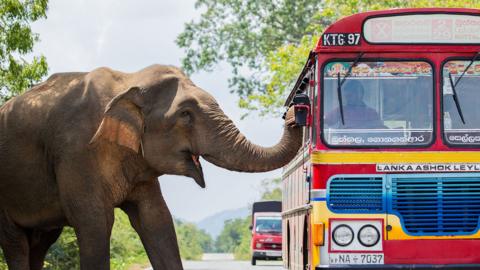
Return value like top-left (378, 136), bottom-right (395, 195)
top-left (337, 52), bottom-right (364, 125)
top-left (447, 51), bottom-right (480, 125)
top-left (448, 73), bottom-right (466, 124)
top-left (336, 72), bottom-right (345, 125)
top-left (454, 51), bottom-right (480, 88)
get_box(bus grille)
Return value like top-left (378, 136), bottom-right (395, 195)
top-left (391, 176), bottom-right (480, 235)
top-left (328, 176), bottom-right (384, 213)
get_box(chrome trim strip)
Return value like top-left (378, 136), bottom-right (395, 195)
top-left (311, 189), bottom-right (326, 198)
top-left (282, 204), bottom-right (312, 217)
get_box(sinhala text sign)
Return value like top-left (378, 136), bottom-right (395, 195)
top-left (363, 14), bottom-right (480, 44)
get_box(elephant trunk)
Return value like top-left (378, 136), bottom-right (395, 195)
top-left (201, 105), bottom-right (303, 172)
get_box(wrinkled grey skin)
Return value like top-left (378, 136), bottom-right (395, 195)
top-left (0, 65), bottom-right (302, 270)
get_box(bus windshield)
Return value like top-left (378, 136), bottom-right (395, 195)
top-left (443, 60), bottom-right (480, 146)
top-left (255, 216), bottom-right (281, 234)
top-left (322, 61), bottom-right (433, 147)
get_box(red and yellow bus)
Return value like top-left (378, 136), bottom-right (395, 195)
top-left (282, 8), bottom-right (480, 269)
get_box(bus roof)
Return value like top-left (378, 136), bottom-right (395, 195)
top-left (316, 8), bottom-right (480, 53)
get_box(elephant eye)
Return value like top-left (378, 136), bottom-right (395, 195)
top-left (179, 110), bottom-right (193, 125)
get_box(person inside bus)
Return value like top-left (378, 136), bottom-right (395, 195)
top-left (324, 80), bottom-right (384, 129)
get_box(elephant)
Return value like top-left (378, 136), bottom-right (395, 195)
top-left (0, 65), bottom-right (302, 270)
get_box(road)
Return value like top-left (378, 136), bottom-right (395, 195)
top-left (145, 253), bottom-right (283, 270)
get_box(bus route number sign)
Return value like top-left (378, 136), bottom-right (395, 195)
top-left (323, 33), bottom-right (361, 46)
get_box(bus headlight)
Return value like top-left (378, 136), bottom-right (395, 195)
top-left (358, 225), bottom-right (380, 247)
top-left (256, 242), bottom-right (262, 249)
top-left (332, 224), bottom-right (354, 246)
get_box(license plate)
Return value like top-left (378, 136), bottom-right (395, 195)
top-left (329, 253), bottom-right (384, 265)
top-left (266, 251), bottom-right (282, 257)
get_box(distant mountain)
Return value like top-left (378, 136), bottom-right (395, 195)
top-left (197, 207), bottom-right (250, 238)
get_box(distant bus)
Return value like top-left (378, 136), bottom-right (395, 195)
top-left (282, 8), bottom-right (480, 270)
top-left (250, 201), bottom-right (282, 265)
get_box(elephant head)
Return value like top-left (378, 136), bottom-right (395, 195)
top-left (90, 65), bottom-right (302, 187)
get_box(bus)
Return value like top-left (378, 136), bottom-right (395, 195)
top-left (282, 8), bottom-right (480, 270)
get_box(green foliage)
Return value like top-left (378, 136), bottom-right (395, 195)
top-left (178, 0), bottom-right (480, 116)
top-left (43, 209), bottom-right (148, 270)
top-left (0, 0), bottom-right (49, 104)
top-left (214, 177), bottom-right (283, 260)
top-left (0, 210), bottom-right (149, 270)
top-left (215, 217), bottom-right (251, 260)
top-left (260, 178), bottom-right (282, 201)
top-left (176, 0), bottom-right (322, 116)
top-left (109, 210), bottom-right (148, 269)
top-left (0, 214), bottom-right (213, 268)
top-left (44, 227), bottom-right (80, 269)
top-left (176, 220), bottom-right (214, 260)
top-left (0, 249), bottom-right (6, 270)
top-left (215, 218), bottom-right (244, 253)
top-left (231, 217), bottom-right (251, 260)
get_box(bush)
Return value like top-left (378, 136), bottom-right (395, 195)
top-left (215, 217), bottom-right (252, 260)
top-left (42, 209), bottom-right (147, 270)
top-left (0, 211), bottom-right (215, 269)
top-left (44, 227), bottom-right (80, 269)
top-left (176, 220), bottom-right (214, 260)
top-left (233, 219), bottom-right (251, 260)
top-left (109, 210), bottom-right (148, 269)
top-left (0, 249), bottom-right (6, 270)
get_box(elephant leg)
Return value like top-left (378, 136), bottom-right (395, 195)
top-left (56, 163), bottom-right (115, 270)
top-left (70, 209), bottom-right (114, 270)
top-left (28, 228), bottom-right (63, 270)
top-left (0, 212), bottom-right (30, 270)
top-left (121, 180), bottom-right (183, 270)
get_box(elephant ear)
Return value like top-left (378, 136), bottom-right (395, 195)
top-left (90, 86), bottom-right (144, 153)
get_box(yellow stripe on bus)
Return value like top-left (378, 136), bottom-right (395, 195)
top-left (311, 151), bottom-right (480, 164)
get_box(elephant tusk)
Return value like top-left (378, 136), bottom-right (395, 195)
top-left (191, 154), bottom-right (201, 168)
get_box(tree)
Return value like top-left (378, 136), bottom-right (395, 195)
top-left (176, 0), bottom-right (322, 116)
top-left (0, 0), bottom-right (49, 104)
top-left (260, 178), bottom-right (282, 201)
top-left (178, 0), bottom-right (480, 116)
top-left (176, 220), bottom-right (214, 260)
top-left (214, 178), bottom-right (283, 260)
top-left (215, 217), bottom-right (251, 259)
top-left (215, 218), bottom-right (246, 253)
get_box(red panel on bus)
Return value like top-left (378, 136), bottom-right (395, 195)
top-left (384, 240), bottom-right (480, 264)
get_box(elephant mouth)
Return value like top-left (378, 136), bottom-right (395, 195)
top-left (184, 151), bottom-right (205, 188)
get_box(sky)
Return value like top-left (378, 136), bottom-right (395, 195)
top-left (31, 0), bottom-right (286, 222)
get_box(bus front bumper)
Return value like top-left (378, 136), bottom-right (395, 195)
top-left (316, 239), bottom-right (480, 269)
top-left (252, 250), bottom-right (282, 259)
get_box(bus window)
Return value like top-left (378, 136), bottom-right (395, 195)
top-left (322, 61), bottom-right (433, 147)
top-left (443, 60), bottom-right (480, 146)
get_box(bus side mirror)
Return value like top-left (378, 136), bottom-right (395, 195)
top-left (249, 225), bottom-right (253, 231)
top-left (292, 93), bottom-right (311, 127)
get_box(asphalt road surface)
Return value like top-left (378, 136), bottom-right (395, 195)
top-left (146, 253), bottom-right (283, 270)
